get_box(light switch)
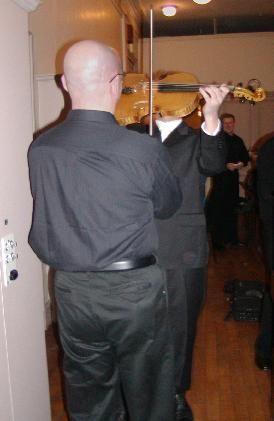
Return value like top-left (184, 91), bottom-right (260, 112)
top-left (0, 233), bottom-right (18, 287)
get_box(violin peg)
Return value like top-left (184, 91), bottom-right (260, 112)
top-left (247, 78), bottom-right (261, 92)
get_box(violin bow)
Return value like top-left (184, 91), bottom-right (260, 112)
top-left (149, 7), bottom-right (154, 136)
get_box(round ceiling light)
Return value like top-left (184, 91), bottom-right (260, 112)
top-left (193, 0), bottom-right (212, 4)
top-left (162, 5), bottom-right (177, 17)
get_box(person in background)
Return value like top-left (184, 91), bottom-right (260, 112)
top-left (207, 113), bottom-right (249, 250)
top-left (255, 135), bottom-right (274, 372)
top-left (128, 84), bottom-right (229, 420)
top-left (28, 40), bottom-right (182, 421)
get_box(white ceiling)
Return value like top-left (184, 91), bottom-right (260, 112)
top-left (136, 0), bottom-right (274, 36)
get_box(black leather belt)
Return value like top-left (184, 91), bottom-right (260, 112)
top-left (99, 255), bottom-right (156, 271)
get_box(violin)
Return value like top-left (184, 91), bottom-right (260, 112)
top-left (115, 72), bottom-right (266, 126)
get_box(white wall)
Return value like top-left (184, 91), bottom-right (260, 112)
top-left (29, 0), bottom-right (128, 74)
top-left (29, 0), bottom-right (142, 133)
top-left (0, 1), bottom-right (51, 420)
top-left (143, 33), bottom-right (274, 91)
top-left (219, 95), bottom-right (274, 148)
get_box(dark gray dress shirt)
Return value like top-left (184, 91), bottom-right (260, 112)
top-left (28, 110), bottom-right (182, 271)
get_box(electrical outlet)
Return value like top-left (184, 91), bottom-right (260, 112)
top-left (0, 233), bottom-right (18, 287)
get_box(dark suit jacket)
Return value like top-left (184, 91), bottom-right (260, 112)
top-left (210, 133), bottom-right (250, 207)
top-left (155, 122), bottom-right (226, 269)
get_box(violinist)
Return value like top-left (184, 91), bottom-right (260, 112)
top-left (28, 40), bottom-right (182, 421)
top-left (127, 83), bottom-right (229, 421)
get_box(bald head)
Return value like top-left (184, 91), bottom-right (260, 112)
top-left (62, 40), bottom-right (123, 112)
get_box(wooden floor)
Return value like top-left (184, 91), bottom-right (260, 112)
top-left (46, 241), bottom-right (271, 420)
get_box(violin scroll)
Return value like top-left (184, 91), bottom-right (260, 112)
top-left (232, 84), bottom-right (266, 104)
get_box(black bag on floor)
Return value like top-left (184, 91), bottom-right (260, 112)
top-left (224, 279), bottom-right (264, 321)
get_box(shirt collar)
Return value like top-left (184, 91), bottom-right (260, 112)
top-left (68, 109), bottom-right (117, 124)
top-left (155, 117), bottom-right (182, 142)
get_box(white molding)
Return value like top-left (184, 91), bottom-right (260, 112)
top-left (35, 74), bottom-right (56, 81)
top-left (12, 0), bottom-right (42, 12)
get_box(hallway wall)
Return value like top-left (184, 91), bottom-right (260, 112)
top-left (0, 1), bottom-right (51, 420)
top-left (29, 0), bottom-right (141, 75)
top-left (143, 33), bottom-right (274, 91)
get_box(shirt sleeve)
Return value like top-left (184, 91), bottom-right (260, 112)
top-left (151, 148), bottom-right (182, 219)
top-left (198, 129), bottom-right (227, 175)
top-left (201, 119), bottom-right (221, 136)
top-left (238, 138), bottom-right (250, 165)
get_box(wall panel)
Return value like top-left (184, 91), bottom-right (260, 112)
top-left (29, 0), bottom-right (123, 74)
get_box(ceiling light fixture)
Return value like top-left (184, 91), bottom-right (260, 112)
top-left (193, 0), bottom-right (212, 4)
top-left (162, 5), bottom-right (177, 17)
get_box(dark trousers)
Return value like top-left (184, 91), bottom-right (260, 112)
top-left (255, 290), bottom-right (273, 367)
top-left (166, 266), bottom-right (207, 392)
top-left (54, 265), bottom-right (175, 421)
top-left (206, 186), bottom-right (239, 246)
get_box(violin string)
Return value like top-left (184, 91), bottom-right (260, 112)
top-left (134, 86), bottom-right (234, 92)
top-left (142, 82), bottom-right (234, 88)
top-left (127, 82), bottom-right (236, 92)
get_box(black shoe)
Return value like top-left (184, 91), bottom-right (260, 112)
top-left (175, 394), bottom-right (193, 421)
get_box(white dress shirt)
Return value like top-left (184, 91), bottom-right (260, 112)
top-left (155, 117), bottom-right (221, 142)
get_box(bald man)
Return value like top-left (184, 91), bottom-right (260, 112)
top-left (28, 40), bottom-right (182, 421)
